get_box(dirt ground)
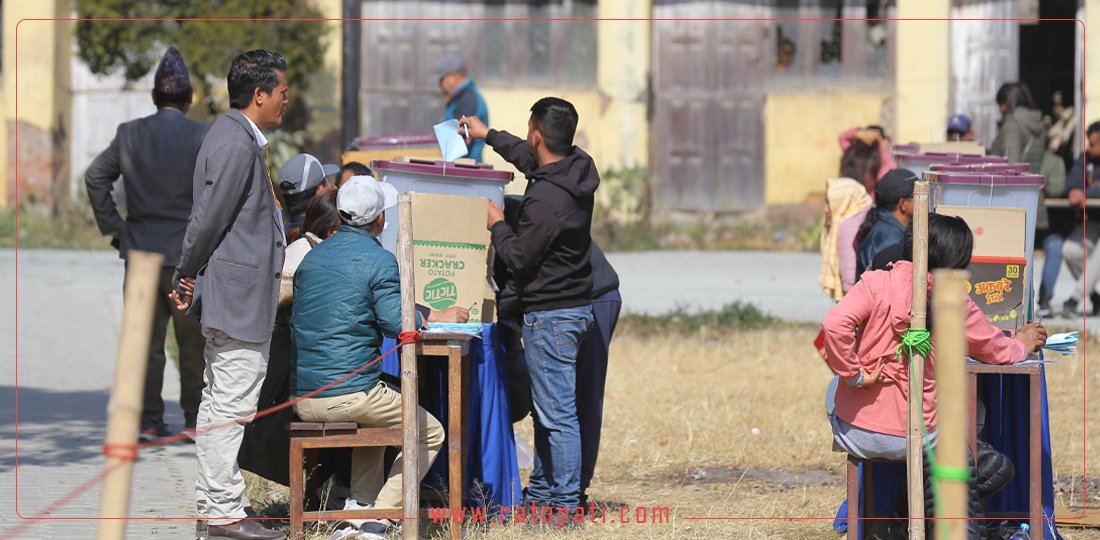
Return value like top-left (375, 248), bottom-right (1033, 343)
top-left (250, 324), bottom-right (1100, 539)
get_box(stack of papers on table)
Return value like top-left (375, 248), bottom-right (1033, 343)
top-left (423, 323), bottom-right (482, 337)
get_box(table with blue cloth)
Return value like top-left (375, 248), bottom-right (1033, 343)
top-left (833, 365), bottom-right (1063, 539)
top-left (381, 323), bottom-right (522, 511)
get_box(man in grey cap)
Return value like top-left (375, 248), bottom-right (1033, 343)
top-left (277, 152), bottom-right (339, 242)
top-left (435, 52), bottom-right (489, 162)
top-left (85, 46), bottom-right (209, 442)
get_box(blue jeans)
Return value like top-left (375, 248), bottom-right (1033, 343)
top-left (523, 305), bottom-right (594, 508)
top-left (1039, 231), bottom-right (1065, 301)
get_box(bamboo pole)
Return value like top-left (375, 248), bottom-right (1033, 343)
top-left (908, 179), bottom-right (930, 538)
top-left (397, 194), bottom-right (420, 540)
top-left (932, 269), bottom-right (971, 540)
top-left (96, 250), bottom-right (163, 540)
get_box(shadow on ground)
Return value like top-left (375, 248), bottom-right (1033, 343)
top-left (0, 385), bottom-right (183, 471)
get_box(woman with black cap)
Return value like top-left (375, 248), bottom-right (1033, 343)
top-left (855, 168), bottom-right (918, 275)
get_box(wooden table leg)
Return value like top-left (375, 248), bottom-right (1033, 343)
top-left (968, 371), bottom-right (979, 459)
top-left (847, 459), bottom-right (859, 540)
top-left (1030, 370), bottom-right (1042, 537)
top-left (289, 439), bottom-right (304, 540)
top-left (461, 346), bottom-right (470, 491)
top-left (448, 343), bottom-right (463, 540)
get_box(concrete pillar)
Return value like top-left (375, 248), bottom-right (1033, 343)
top-left (595, 0), bottom-right (651, 170)
top-left (895, 0), bottom-right (951, 144)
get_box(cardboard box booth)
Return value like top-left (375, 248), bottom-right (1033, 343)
top-left (408, 192), bottom-right (497, 324)
top-left (936, 205), bottom-right (1028, 330)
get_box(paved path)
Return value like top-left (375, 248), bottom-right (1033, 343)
top-left (1, 249), bottom-right (195, 538)
top-left (0, 248), bottom-right (1092, 538)
top-left (607, 250), bottom-right (1089, 326)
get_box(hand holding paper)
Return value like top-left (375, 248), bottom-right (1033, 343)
top-left (457, 115), bottom-right (489, 140)
top-left (433, 119), bottom-right (469, 161)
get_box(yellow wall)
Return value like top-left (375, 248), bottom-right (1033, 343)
top-left (477, 5), bottom-right (651, 193)
top-left (303, 0), bottom-right (343, 150)
top-left (595, 3), bottom-right (651, 170)
top-left (764, 92), bottom-right (889, 205)
top-left (477, 88), bottom-right (602, 193)
top-left (2, 1), bottom-right (73, 208)
top-left (894, 0), bottom-right (950, 144)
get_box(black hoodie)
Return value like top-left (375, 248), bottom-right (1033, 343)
top-left (494, 195), bottom-right (620, 319)
top-left (485, 128), bottom-right (599, 313)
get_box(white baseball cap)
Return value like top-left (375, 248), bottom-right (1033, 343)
top-left (337, 176), bottom-right (399, 227)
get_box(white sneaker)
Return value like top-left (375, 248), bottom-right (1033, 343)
top-left (340, 498), bottom-right (373, 529)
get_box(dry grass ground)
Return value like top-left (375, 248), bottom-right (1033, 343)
top-left (248, 323), bottom-right (1100, 539)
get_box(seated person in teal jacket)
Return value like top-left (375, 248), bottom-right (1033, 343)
top-left (292, 176), bottom-right (467, 538)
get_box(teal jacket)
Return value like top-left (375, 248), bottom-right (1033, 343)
top-left (292, 225), bottom-right (419, 397)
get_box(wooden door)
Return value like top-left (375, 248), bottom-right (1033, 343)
top-left (358, 1), bottom-right (484, 137)
top-left (652, 0), bottom-right (767, 213)
top-left (949, 0), bottom-right (1019, 149)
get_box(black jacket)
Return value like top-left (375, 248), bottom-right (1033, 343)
top-left (486, 128), bottom-right (599, 313)
top-left (495, 237), bottom-right (619, 320)
top-left (1065, 152), bottom-right (1100, 243)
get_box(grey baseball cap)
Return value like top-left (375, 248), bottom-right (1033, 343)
top-left (433, 52), bottom-right (466, 82)
top-left (278, 153), bottom-right (339, 195)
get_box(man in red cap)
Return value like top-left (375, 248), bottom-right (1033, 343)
top-left (86, 46), bottom-right (210, 442)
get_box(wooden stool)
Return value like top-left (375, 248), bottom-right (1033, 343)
top-left (846, 455), bottom-right (873, 540)
top-left (288, 421), bottom-right (404, 540)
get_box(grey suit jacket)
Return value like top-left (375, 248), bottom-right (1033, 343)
top-left (85, 107), bottom-right (209, 265)
top-left (175, 109), bottom-right (286, 343)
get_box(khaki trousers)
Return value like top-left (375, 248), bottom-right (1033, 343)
top-left (295, 382), bottom-right (445, 508)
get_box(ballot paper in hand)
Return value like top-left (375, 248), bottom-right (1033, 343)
top-left (433, 119), bottom-right (469, 162)
top-left (1042, 331), bottom-right (1079, 356)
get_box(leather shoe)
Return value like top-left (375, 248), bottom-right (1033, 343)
top-left (206, 519), bottom-right (286, 540)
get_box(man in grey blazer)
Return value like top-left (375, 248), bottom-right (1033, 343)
top-left (171, 50), bottom-right (288, 540)
top-left (85, 47), bottom-right (209, 442)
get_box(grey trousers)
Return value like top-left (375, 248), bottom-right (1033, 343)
top-left (194, 327), bottom-right (269, 525)
top-left (1063, 237), bottom-right (1100, 303)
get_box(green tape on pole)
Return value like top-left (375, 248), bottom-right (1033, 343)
top-left (932, 465), bottom-right (971, 482)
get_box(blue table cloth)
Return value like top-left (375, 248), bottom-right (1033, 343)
top-left (833, 367), bottom-right (1062, 539)
top-left (381, 323), bottom-right (522, 510)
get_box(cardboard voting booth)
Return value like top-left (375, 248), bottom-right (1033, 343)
top-left (410, 192), bottom-right (496, 324)
top-left (937, 205), bottom-right (1028, 329)
top-left (929, 171), bottom-right (1045, 319)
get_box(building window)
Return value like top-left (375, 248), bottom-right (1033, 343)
top-left (481, 0), bottom-right (597, 87)
top-left (774, 0), bottom-right (894, 83)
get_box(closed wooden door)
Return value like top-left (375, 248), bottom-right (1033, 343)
top-left (651, 0), bottom-right (767, 213)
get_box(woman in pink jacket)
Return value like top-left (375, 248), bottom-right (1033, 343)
top-left (823, 214), bottom-right (1047, 461)
top-left (839, 125), bottom-right (898, 191)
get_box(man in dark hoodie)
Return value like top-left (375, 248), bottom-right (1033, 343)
top-left (496, 195), bottom-right (622, 508)
top-left (460, 98), bottom-right (598, 518)
top-left (855, 168), bottom-right (917, 276)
